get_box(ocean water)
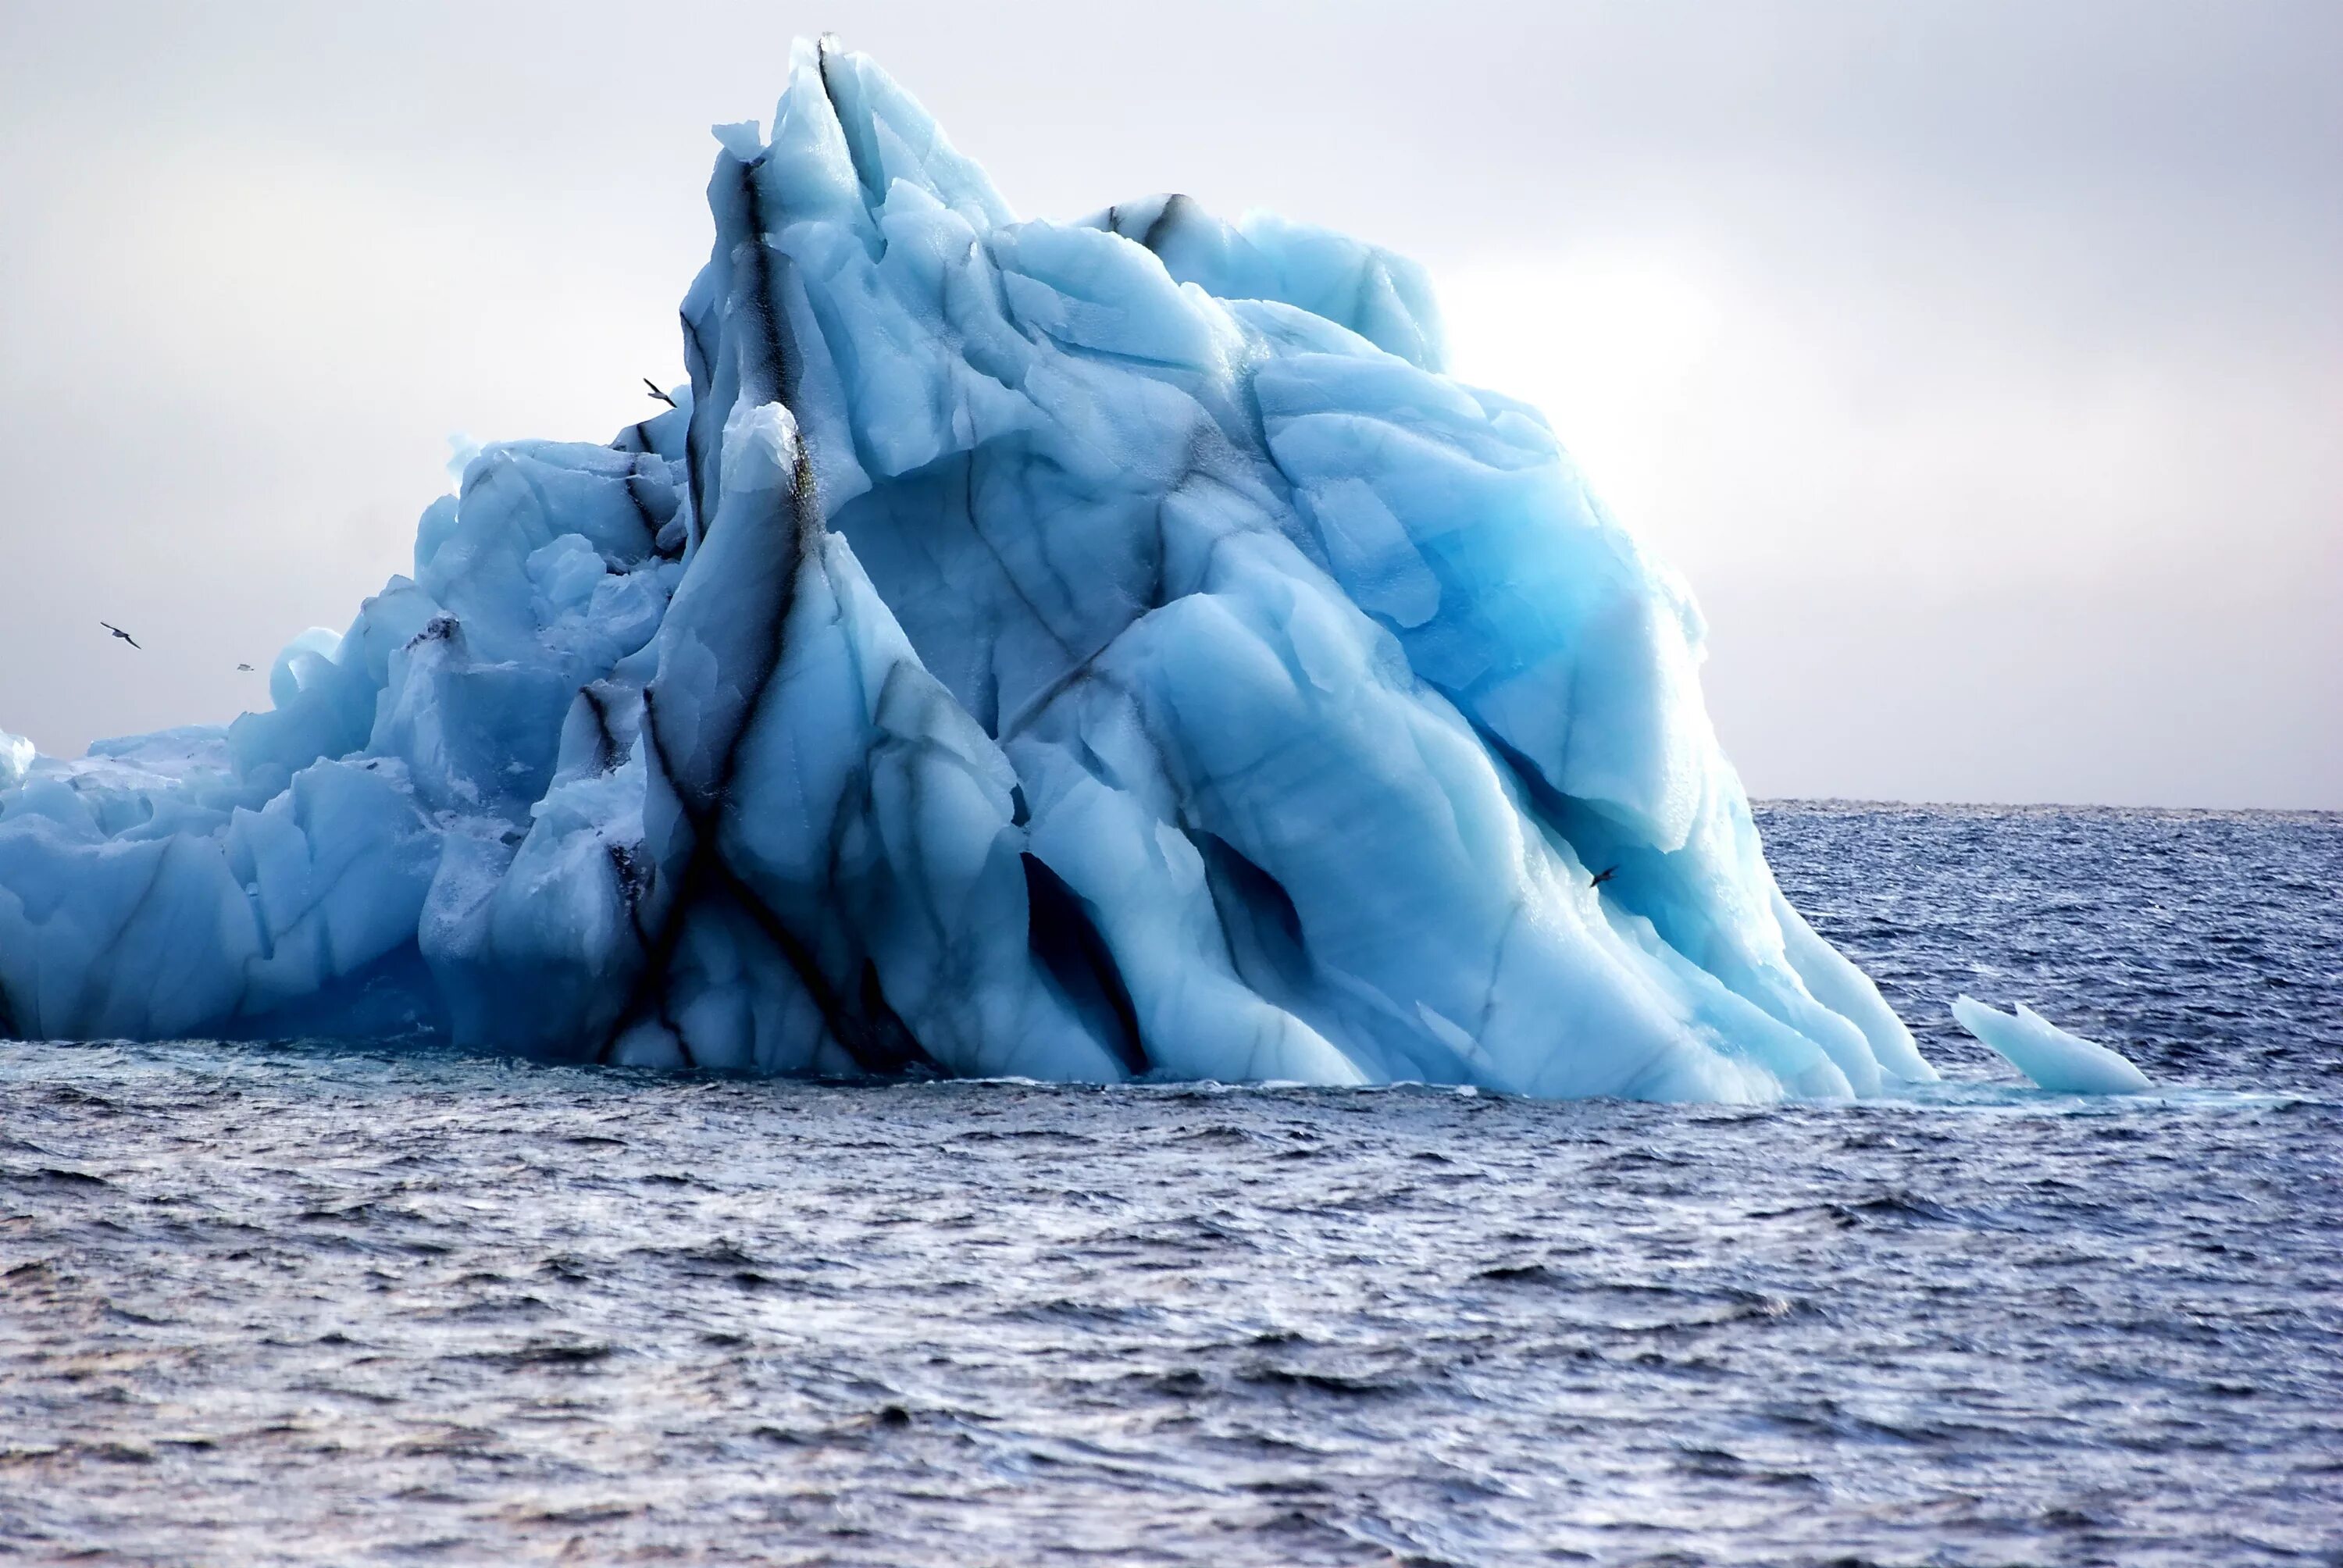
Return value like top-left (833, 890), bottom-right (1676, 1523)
top-left (2, 803), bottom-right (2337, 1566)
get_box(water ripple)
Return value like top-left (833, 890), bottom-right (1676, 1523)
top-left (0, 804), bottom-right (2336, 1564)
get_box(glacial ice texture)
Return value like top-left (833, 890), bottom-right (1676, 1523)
top-left (0, 41), bottom-right (1938, 1101)
top-left (1952, 996), bottom-right (2152, 1095)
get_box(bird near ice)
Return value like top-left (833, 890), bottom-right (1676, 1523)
top-left (237, 663), bottom-right (255, 672)
top-left (0, 38), bottom-right (1946, 1102)
top-left (643, 379), bottom-right (676, 408)
top-left (98, 622), bottom-right (139, 650)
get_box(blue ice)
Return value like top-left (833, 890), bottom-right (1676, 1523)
top-left (0, 40), bottom-right (1939, 1101)
top-left (1952, 997), bottom-right (2152, 1094)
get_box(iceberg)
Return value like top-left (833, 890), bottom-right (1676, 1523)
top-left (1952, 996), bottom-right (2152, 1094)
top-left (0, 40), bottom-right (1938, 1100)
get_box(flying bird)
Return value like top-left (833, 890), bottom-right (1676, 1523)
top-left (237, 663), bottom-right (255, 672)
top-left (643, 379), bottom-right (676, 408)
top-left (100, 622), bottom-right (140, 650)
top-left (1589, 865), bottom-right (1619, 889)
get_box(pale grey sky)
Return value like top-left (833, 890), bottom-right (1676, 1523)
top-left (2, 1), bottom-right (2336, 807)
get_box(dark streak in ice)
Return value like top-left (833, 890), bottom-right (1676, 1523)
top-left (1023, 853), bottom-right (1147, 1078)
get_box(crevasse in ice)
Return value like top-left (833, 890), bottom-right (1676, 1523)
top-left (0, 41), bottom-right (1937, 1100)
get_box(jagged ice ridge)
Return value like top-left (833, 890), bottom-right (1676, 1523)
top-left (0, 41), bottom-right (1941, 1100)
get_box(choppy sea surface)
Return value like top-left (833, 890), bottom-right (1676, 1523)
top-left (2, 802), bottom-right (2338, 1566)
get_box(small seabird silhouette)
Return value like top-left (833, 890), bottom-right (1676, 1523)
top-left (1589, 865), bottom-right (1619, 888)
top-left (237, 662), bottom-right (255, 672)
top-left (100, 622), bottom-right (141, 650)
top-left (644, 379), bottom-right (676, 408)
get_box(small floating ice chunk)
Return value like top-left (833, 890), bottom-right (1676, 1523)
top-left (1951, 996), bottom-right (2152, 1094)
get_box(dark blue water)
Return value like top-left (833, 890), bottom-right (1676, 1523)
top-left (2, 804), bottom-right (2338, 1566)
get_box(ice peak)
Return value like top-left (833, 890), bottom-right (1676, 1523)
top-left (0, 45), bottom-right (1931, 1101)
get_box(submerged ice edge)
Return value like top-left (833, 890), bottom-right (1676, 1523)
top-left (1, 1036), bottom-right (2288, 1121)
top-left (0, 37), bottom-right (1937, 1101)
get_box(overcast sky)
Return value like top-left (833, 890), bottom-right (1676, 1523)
top-left (2, 1), bottom-right (2335, 807)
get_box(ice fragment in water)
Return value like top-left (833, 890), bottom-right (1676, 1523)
top-left (1952, 996), bottom-right (2152, 1094)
